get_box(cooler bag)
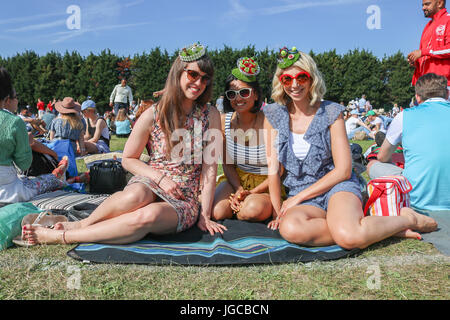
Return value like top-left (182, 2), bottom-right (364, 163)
top-left (363, 175), bottom-right (412, 217)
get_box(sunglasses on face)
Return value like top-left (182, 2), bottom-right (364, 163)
top-left (184, 67), bottom-right (211, 85)
top-left (279, 71), bottom-right (311, 87)
top-left (225, 88), bottom-right (253, 100)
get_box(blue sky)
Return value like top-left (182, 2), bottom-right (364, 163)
top-left (0, 0), bottom-right (428, 59)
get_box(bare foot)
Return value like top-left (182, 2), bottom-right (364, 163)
top-left (22, 224), bottom-right (66, 245)
top-left (53, 220), bottom-right (82, 231)
top-left (394, 228), bottom-right (422, 240)
top-left (400, 207), bottom-right (438, 233)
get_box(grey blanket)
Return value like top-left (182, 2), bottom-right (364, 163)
top-left (419, 210), bottom-right (450, 256)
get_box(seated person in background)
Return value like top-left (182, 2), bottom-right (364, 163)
top-left (41, 106), bottom-right (56, 131)
top-left (22, 132), bottom-right (60, 176)
top-left (81, 99), bottom-right (110, 154)
top-left (367, 73), bottom-right (450, 211)
top-left (19, 108), bottom-right (47, 136)
top-left (105, 111), bottom-right (116, 135)
top-left (345, 109), bottom-right (374, 140)
top-left (365, 110), bottom-right (386, 135)
top-left (114, 108), bottom-right (133, 138)
top-left (134, 99), bottom-right (154, 121)
top-left (49, 97), bottom-right (87, 157)
top-left (0, 67), bottom-right (68, 204)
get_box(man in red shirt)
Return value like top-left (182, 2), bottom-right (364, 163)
top-left (37, 98), bottom-right (45, 119)
top-left (408, 0), bottom-right (450, 86)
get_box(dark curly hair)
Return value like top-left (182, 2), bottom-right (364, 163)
top-left (222, 74), bottom-right (263, 114)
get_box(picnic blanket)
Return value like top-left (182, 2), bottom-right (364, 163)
top-left (29, 190), bottom-right (109, 211)
top-left (67, 219), bottom-right (360, 266)
top-left (418, 210), bottom-right (450, 256)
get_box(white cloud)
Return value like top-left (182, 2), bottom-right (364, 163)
top-left (7, 20), bottom-right (66, 33)
top-left (51, 22), bottom-right (152, 43)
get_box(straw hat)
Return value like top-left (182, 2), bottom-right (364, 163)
top-left (55, 97), bottom-right (81, 114)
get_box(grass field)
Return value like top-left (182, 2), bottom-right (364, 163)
top-left (1, 136), bottom-right (448, 300)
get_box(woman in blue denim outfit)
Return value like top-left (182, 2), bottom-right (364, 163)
top-left (263, 47), bottom-right (437, 249)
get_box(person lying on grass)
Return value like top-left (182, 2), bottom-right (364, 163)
top-left (21, 43), bottom-right (227, 246)
top-left (263, 47), bottom-right (437, 249)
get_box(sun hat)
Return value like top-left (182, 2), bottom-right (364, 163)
top-left (231, 57), bottom-right (260, 83)
top-left (55, 97), bottom-right (81, 114)
top-left (81, 99), bottom-right (96, 111)
top-left (366, 110), bottom-right (376, 116)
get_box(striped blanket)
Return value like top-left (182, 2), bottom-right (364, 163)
top-left (30, 190), bottom-right (109, 211)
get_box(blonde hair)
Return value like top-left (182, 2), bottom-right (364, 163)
top-left (61, 113), bottom-right (84, 130)
top-left (271, 51), bottom-right (326, 107)
top-left (116, 108), bottom-right (129, 122)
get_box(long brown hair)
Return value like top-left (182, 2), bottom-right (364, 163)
top-left (157, 55), bottom-right (214, 157)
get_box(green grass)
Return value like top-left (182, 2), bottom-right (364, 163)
top-left (1, 136), bottom-right (448, 300)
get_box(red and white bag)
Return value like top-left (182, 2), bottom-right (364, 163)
top-left (363, 176), bottom-right (412, 217)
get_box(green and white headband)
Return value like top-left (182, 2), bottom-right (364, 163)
top-left (277, 46), bottom-right (301, 69)
top-left (179, 42), bottom-right (206, 62)
top-left (231, 57), bottom-right (260, 83)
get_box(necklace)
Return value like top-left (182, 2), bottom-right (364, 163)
top-left (235, 113), bottom-right (258, 143)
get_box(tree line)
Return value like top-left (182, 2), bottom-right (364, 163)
top-left (0, 46), bottom-right (415, 115)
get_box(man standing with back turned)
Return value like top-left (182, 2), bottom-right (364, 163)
top-left (408, 0), bottom-right (450, 86)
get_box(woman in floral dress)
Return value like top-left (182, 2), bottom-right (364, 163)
top-left (22, 44), bottom-right (227, 245)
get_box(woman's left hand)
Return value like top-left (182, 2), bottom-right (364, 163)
top-left (279, 195), bottom-right (302, 217)
top-left (197, 215), bottom-right (227, 235)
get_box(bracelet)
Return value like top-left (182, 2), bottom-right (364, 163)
top-left (157, 174), bottom-right (165, 186)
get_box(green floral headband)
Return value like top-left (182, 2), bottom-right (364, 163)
top-left (277, 46), bottom-right (301, 69)
top-left (179, 42), bottom-right (206, 62)
top-left (231, 57), bottom-right (260, 83)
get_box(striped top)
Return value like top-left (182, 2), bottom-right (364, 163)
top-left (224, 112), bottom-right (268, 175)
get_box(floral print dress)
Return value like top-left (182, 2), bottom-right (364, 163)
top-left (127, 104), bottom-right (210, 233)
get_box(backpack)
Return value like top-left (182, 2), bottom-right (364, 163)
top-left (363, 175), bottom-right (412, 217)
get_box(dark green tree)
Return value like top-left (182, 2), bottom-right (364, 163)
top-left (382, 51), bottom-right (415, 109)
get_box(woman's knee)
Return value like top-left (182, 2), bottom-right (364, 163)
top-left (120, 184), bottom-right (154, 206)
top-left (212, 201), bottom-right (232, 220)
top-left (130, 206), bottom-right (163, 229)
top-left (331, 227), bottom-right (365, 250)
top-left (278, 214), bottom-right (311, 244)
top-left (238, 199), bottom-right (271, 221)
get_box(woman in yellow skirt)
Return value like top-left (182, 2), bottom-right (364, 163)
top-left (212, 57), bottom-right (285, 223)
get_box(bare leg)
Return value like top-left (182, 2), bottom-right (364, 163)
top-left (23, 202), bottom-right (179, 245)
top-left (212, 182), bottom-right (273, 222)
top-left (326, 192), bottom-right (437, 250)
top-left (278, 205), bottom-right (335, 247)
top-left (54, 183), bottom-right (156, 231)
top-left (83, 141), bottom-right (99, 154)
top-left (236, 194), bottom-right (272, 222)
top-left (212, 181), bottom-right (234, 220)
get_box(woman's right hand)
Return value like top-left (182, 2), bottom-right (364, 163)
top-left (158, 175), bottom-right (185, 200)
top-left (229, 187), bottom-right (250, 213)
